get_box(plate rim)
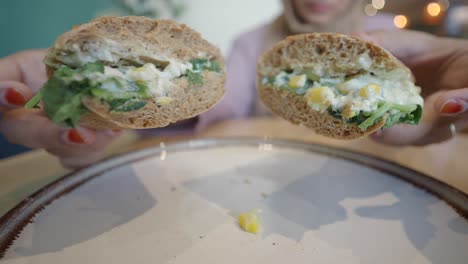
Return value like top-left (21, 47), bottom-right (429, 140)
top-left (1, 137), bottom-right (467, 257)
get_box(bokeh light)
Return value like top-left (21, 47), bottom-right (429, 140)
top-left (371, 0), bottom-right (385, 10)
top-left (394, 15), bottom-right (408, 29)
top-left (427, 2), bottom-right (442, 17)
top-left (438, 0), bottom-right (450, 10)
top-left (364, 4), bottom-right (377, 16)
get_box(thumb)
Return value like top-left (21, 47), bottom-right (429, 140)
top-left (0, 81), bottom-right (33, 111)
top-left (434, 88), bottom-right (468, 134)
top-left (354, 30), bottom-right (437, 63)
top-left (435, 88), bottom-right (468, 117)
top-left (371, 88), bottom-right (468, 146)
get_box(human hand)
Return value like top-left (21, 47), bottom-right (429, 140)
top-left (356, 30), bottom-right (468, 145)
top-left (0, 50), bottom-right (122, 168)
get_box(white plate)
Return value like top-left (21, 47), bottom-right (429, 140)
top-left (1, 138), bottom-right (467, 263)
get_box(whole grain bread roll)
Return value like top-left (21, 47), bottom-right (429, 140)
top-left (257, 33), bottom-right (420, 139)
top-left (44, 16), bottom-right (225, 129)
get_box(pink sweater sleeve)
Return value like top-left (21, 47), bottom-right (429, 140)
top-left (137, 28), bottom-right (265, 137)
top-left (196, 30), bottom-right (264, 131)
top-left (364, 13), bottom-right (397, 31)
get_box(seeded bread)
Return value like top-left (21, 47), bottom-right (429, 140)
top-left (45, 16), bottom-right (225, 129)
top-left (257, 33), bottom-right (414, 139)
top-left (81, 71), bottom-right (224, 129)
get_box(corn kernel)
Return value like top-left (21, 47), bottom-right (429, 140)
top-left (304, 68), bottom-right (320, 82)
top-left (305, 86), bottom-right (334, 106)
top-left (127, 63), bottom-right (158, 81)
top-left (238, 210), bottom-right (261, 234)
top-left (157, 96), bottom-right (173, 105)
top-left (288, 74), bottom-right (307, 88)
top-left (336, 82), bottom-right (350, 95)
top-left (360, 84), bottom-right (381, 98)
top-left (342, 104), bottom-right (356, 118)
top-left (133, 66), bottom-right (147, 72)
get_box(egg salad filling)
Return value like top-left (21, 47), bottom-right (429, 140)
top-left (262, 68), bottom-right (424, 130)
top-left (26, 58), bottom-right (221, 127)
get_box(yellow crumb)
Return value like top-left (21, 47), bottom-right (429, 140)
top-left (238, 209), bottom-right (262, 234)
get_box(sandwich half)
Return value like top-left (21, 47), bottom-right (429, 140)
top-left (26, 16), bottom-right (225, 129)
top-left (257, 33), bottom-right (423, 139)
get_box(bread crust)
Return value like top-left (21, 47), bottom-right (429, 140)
top-left (45, 16), bottom-right (225, 129)
top-left (46, 16), bottom-right (224, 68)
top-left (81, 71), bottom-right (224, 129)
top-left (258, 33), bottom-right (411, 78)
top-left (258, 86), bottom-right (385, 139)
top-left (257, 33), bottom-right (413, 139)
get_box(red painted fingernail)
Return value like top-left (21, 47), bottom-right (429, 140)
top-left (440, 99), bottom-right (465, 114)
top-left (4, 88), bottom-right (26, 106)
top-left (66, 129), bottom-right (87, 144)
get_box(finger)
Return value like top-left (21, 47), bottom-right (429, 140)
top-left (0, 108), bottom-right (94, 149)
top-left (370, 90), bottom-right (439, 145)
top-left (434, 88), bottom-right (468, 116)
top-left (50, 129), bottom-right (123, 169)
top-left (46, 129), bottom-right (122, 158)
top-left (371, 89), bottom-right (468, 145)
top-left (1, 108), bottom-right (123, 168)
top-left (0, 81), bottom-right (33, 111)
top-left (0, 50), bottom-right (47, 92)
top-left (59, 151), bottom-right (105, 169)
top-left (370, 123), bottom-right (432, 146)
top-left (354, 30), bottom-right (437, 63)
top-left (369, 120), bottom-right (462, 146)
top-left (434, 87), bottom-right (468, 135)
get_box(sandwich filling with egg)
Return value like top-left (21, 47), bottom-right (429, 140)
top-left (261, 67), bottom-right (423, 130)
top-left (26, 57), bottom-right (221, 127)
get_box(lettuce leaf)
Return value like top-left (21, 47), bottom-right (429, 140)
top-left (383, 104), bottom-right (422, 128)
top-left (329, 102), bottom-right (423, 131)
top-left (26, 58), bottom-right (222, 127)
top-left (358, 102), bottom-right (393, 130)
top-left (358, 103), bottom-right (422, 130)
top-left (40, 75), bottom-right (91, 127)
top-left (187, 70), bottom-right (204, 86)
top-left (25, 62), bottom-right (151, 127)
top-left (24, 90), bottom-right (43, 109)
top-left (187, 58), bottom-right (222, 86)
top-left (108, 98), bottom-right (146, 112)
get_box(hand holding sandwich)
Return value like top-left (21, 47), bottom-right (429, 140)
top-left (357, 30), bottom-right (468, 145)
top-left (1, 16), bottom-right (225, 168)
top-left (0, 50), bottom-right (122, 168)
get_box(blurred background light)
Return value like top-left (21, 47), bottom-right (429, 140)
top-left (372, 0), bottom-right (386, 10)
top-left (438, 0), bottom-right (450, 10)
top-left (427, 2), bottom-right (442, 17)
top-left (394, 14), bottom-right (409, 28)
top-left (365, 4), bottom-right (378, 16)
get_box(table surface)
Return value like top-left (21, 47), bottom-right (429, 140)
top-left (1, 117), bottom-right (467, 217)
